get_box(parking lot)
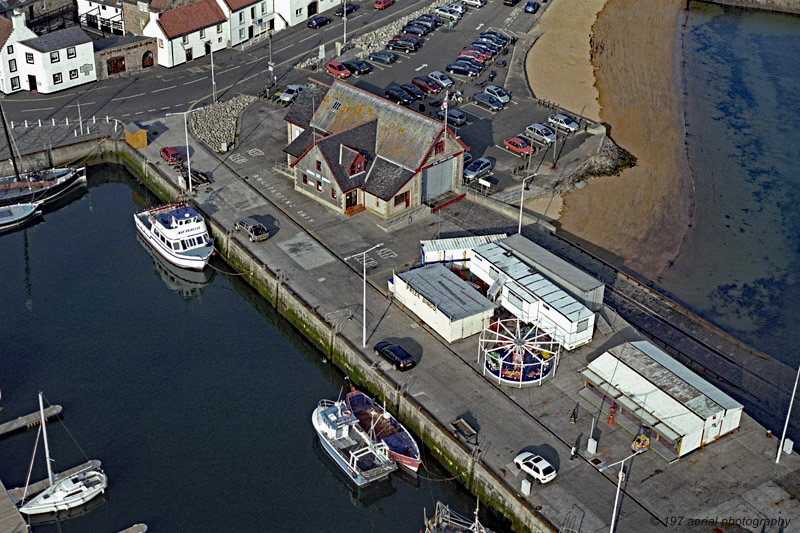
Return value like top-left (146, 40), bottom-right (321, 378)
top-left (277, 0), bottom-right (595, 195)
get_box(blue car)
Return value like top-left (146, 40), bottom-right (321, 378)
top-left (446, 62), bottom-right (480, 77)
top-left (524, 0), bottom-right (539, 13)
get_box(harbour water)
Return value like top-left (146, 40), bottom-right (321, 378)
top-left (660, 4), bottom-right (800, 367)
top-left (0, 165), bottom-right (503, 532)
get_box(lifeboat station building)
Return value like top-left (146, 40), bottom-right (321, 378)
top-left (578, 340), bottom-right (744, 459)
top-left (389, 264), bottom-right (496, 344)
top-left (468, 235), bottom-right (597, 350)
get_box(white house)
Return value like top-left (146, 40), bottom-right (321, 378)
top-left (469, 239), bottom-right (595, 350)
top-left (144, 0), bottom-right (228, 68)
top-left (275, 0), bottom-right (338, 28)
top-left (215, 0), bottom-right (276, 47)
top-left (17, 27), bottom-right (97, 94)
top-left (77, 0), bottom-right (125, 35)
top-left (0, 11), bottom-right (36, 94)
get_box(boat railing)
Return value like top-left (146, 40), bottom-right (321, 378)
top-left (318, 399), bottom-right (337, 410)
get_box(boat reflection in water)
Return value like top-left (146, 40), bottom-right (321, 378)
top-left (27, 494), bottom-right (109, 527)
top-left (311, 436), bottom-right (397, 508)
top-left (136, 233), bottom-right (214, 299)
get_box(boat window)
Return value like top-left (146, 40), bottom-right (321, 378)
top-left (182, 240), bottom-right (190, 249)
top-left (173, 242), bottom-right (180, 250)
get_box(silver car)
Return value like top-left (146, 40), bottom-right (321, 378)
top-left (434, 6), bottom-right (461, 20)
top-left (525, 123), bottom-right (556, 144)
top-left (547, 113), bottom-right (580, 133)
top-left (279, 85), bottom-right (303, 103)
top-left (462, 0), bottom-right (485, 7)
top-left (234, 217), bottom-right (270, 242)
top-left (463, 157), bottom-right (493, 181)
top-left (448, 2), bottom-right (467, 13)
top-left (428, 71), bottom-right (454, 87)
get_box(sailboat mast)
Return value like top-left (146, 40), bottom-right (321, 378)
top-left (0, 104), bottom-right (22, 182)
top-left (38, 392), bottom-right (54, 486)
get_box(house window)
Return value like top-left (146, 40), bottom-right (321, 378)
top-left (316, 180), bottom-right (322, 192)
top-left (315, 160), bottom-right (321, 171)
top-left (200, 29), bottom-right (205, 39)
top-left (182, 35), bottom-right (189, 44)
top-left (434, 141), bottom-right (445, 154)
top-left (251, 6), bottom-right (256, 17)
top-left (542, 303), bottom-right (550, 311)
top-left (6, 45), bottom-right (12, 54)
top-left (53, 72), bottom-right (62, 84)
top-left (140, 20), bottom-right (146, 30)
top-left (295, 7), bottom-right (302, 16)
top-left (331, 188), bottom-right (336, 200)
top-left (67, 47), bottom-right (76, 59)
top-left (576, 319), bottom-right (589, 333)
top-left (10, 77), bottom-right (19, 90)
top-left (158, 39), bottom-right (164, 48)
top-left (301, 173), bottom-right (307, 184)
top-left (239, 12), bottom-right (244, 23)
top-left (8, 59), bottom-right (16, 73)
top-left (69, 69), bottom-right (78, 79)
top-left (507, 290), bottom-right (524, 311)
top-left (25, 53), bottom-right (33, 64)
top-left (261, 1), bottom-right (266, 13)
top-left (50, 51), bottom-right (59, 63)
top-left (101, 4), bottom-right (106, 8)
top-left (239, 28), bottom-right (245, 39)
top-left (217, 23), bottom-right (223, 33)
top-left (138, 0), bottom-right (147, 11)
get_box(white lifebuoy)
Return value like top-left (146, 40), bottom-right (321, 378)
top-left (342, 409), bottom-right (351, 417)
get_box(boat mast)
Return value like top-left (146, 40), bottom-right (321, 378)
top-left (38, 392), bottom-right (55, 487)
top-left (0, 104), bottom-right (22, 182)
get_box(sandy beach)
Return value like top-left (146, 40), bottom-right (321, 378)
top-left (526, 0), bottom-right (692, 279)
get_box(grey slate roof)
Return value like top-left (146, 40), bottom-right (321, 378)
top-left (314, 120), bottom-right (377, 193)
top-left (285, 126), bottom-right (324, 159)
top-left (20, 27), bottom-right (92, 52)
top-left (396, 264), bottom-right (496, 321)
top-left (361, 157), bottom-right (413, 201)
top-left (93, 35), bottom-right (152, 52)
top-left (284, 79), bottom-right (330, 128)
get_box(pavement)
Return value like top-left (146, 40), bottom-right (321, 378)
top-left (131, 100), bottom-right (800, 533)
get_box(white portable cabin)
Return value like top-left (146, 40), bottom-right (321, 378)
top-left (499, 234), bottom-right (605, 311)
top-left (420, 234), bottom-right (508, 269)
top-left (579, 341), bottom-right (743, 458)
top-left (389, 264), bottom-right (496, 343)
top-left (468, 241), bottom-right (594, 350)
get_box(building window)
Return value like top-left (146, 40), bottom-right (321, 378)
top-left (67, 47), bottom-right (76, 59)
top-left (261, 1), bottom-right (266, 13)
top-left (239, 28), bottom-right (245, 39)
top-left (69, 69), bottom-right (78, 79)
top-left (315, 160), bottom-right (321, 171)
top-left (239, 12), bottom-right (244, 23)
top-left (576, 319), bottom-right (589, 333)
top-left (6, 45), bottom-right (12, 54)
top-left (101, 4), bottom-right (106, 9)
top-left (251, 6), bottom-right (256, 17)
top-left (50, 51), bottom-right (59, 63)
top-left (200, 29), bottom-right (205, 39)
top-left (158, 38), bottom-right (164, 48)
top-left (295, 7), bottom-right (302, 16)
top-left (182, 35), bottom-right (189, 44)
top-left (25, 53), bottom-right (33, 64)
top-left (488, 267), bottom-right (499, 280)
top-left (53, 72), bottom-right (62, 84)
top-left (138, 1), bottom-right (147, 12)
top-left (434, 141), bottom-right (445, 154)
top-left (316, 180), bottom-right (322, 192)
top-left (507, 290), bottom-right (524, 311)
top-left (301, 173), bottom-right (307, 184)
top-left (140, 20), bottom-right (146, 30)
top-left (217, 23), bottom-right (223, 33)
top-left (8, 59), bottom-right (16, 73)
top-left (10, 77), bottom-right (19, 90)
top-left (331, 188), bottom-right (336, 200)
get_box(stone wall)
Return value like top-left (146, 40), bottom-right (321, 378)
top-left (94, 38), bottom-right (157, 80)
top-left (693, 0), bottom-right (800, 14)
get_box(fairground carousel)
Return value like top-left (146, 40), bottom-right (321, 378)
top-left (478, 318), bottom-right (562, 388)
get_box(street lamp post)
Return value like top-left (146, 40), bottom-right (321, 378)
top-left (776, 364), bottom-right (800, 464)
top-left (209, 43), bottom-right (216, 102)
top-left (343, 242), bottom-right (384, 347)
top-left (342, 0), bottom-right (347, 48)
top-left (166, 108), bottom-right (204, 194)
top-left (518, 172), bottom-right (539, 234)
top-left (599, 449), bottom-right (646, 533)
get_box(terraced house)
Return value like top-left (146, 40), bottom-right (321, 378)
top-left (283, 79), bottom-right (468, 219)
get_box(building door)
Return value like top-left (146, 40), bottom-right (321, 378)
top-left (27, 75), bottom-right (36, 92)
top-left (204, 41), bottom-right (211, 55)
top-left (142, 51), bottom-right (154, 68)
top-left (248, 25), bottom-right (254, 40)
top-left (107, 56), bottom-right (126, 75)
top-left (421, 157), bottom-right (455, 201)
top-left (345, 190), bottom-right (358, 209)
top-left (308, 1), bottom-right (318, 16)
top-left (185, 48), bottom-right (193, 61)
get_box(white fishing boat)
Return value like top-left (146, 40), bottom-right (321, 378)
top-left (312, 398), bottom-right (397, 487)
top-left (424, 501), bottom-right (495, 533)
top-left (0, 202), bottom-right (41, 233)
top-left (19, 393), bottom-right (107, 516)
top-left (134, 200), bottom-right (215, 271)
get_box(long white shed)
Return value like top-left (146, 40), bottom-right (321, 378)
top-left (420, 234), bottom-right (508, 269)
top-left (579, 341), bottom-right (743, 458)
top-left (389, 264), bottom-right (497, 343)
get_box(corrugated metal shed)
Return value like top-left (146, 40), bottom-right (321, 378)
top-left (396, 264), bottom-right (495, 321)
top-left (473, 242), bottom-right (593, 322)
top-left (420, 234), bottom-right (508, 262)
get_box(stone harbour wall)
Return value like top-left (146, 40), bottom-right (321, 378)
top-left (693, 0), bottom-right (800, 14)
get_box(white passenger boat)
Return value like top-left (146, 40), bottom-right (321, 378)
top-left (312, 398), bottom-right (397, 487)
top-left (134, 201), bottom-right (214, 271)
top-left (19, 393), bottom-right (107, 516)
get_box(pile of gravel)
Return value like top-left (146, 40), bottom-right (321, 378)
top-left (190, 95), bottom-right (257, 153)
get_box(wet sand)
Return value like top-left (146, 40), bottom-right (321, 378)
top-left (526, 0), bottom-right (693, 279)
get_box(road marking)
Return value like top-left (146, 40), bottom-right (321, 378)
top-left (245, 57), bottom-right (261, 64)
top-left (152, 85), bottom-right (177, 93)
top-left (21, 107), bottom-right (54, 112)
top-left (218, 65), bottom-right (240, 74)
top-left (65, 102), bottom-right (95, 107)
top-left (183, 77), bottom-right (208, 85)
top-left (111, 93), bottom-right (146, 101)
top-left (247, 148), bottom-right (264, 156)
top-left (299, 34), bottom-right (317, 43)
top-left (350, 14), bottom-right (364, 20)
top-left (476, 23), bottom-right (484, 30)
top-left (160, 107), bottom-right (170, 110)
top-left (148, 109), bottom-right (157, 112)
top-left (121, 113), bottom-right (130, 117)
top-left (135, 111), bottom-right (144, 114)
top-left (414, 63), bottom-right (428, 72)
top-left (275, 44), bottom-right (294, 53)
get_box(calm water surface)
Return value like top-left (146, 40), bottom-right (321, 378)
top-left (0, 165), bottom-right (501, 532)
top-left (659, 5), bottom-right (800, 366)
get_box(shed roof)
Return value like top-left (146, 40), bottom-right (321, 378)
top-left (421, 234), bottom-right (508, 258)
top-left (20, 27), bottom-right (92, 52)
top-left (473, 241), bottom-right (593, 322)
top-left (157, 0), bottom-right (225, 39)
top-left (500, 234), bottom-right (603, 293)
top-left (93, 35), bottom-right (153, 52)
top-left (396, 264), bottom-right (496, 321)
top-left (125, 122), bottom-right (146, 134)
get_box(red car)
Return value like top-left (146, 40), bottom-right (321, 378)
top-left (411, 76), bottom-right (442, 94)
top-left (462, 47), bottom-right (492, 61)
top-left (504, 136), bottom-right (533, 156)
top-left (160, 146), bottom-right (182, 163)
top-left (326, 60), bottom-right (351, 79)
top-left (374, 0), bottom-right (393, 8)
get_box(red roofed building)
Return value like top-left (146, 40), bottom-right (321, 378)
top-left (143, 0), bottom-right (227, 67)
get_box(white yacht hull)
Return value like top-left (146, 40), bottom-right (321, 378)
top-left (19, 468), bottom-right (107, 515)
top-left (134, 210), bottom-right (213, 271)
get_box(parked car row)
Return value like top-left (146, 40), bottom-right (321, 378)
top-left (519, 114), bottom-right (580, 145)
top-left (445, 29), bottom-right (511, 81)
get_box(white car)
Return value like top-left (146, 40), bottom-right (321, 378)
top-left (434, 6), bottom-right (462, 20)
top-left (428, 71), bottom-right (454, 87)
top-left (547, 113), bottom-right (580, 133)
top-left (514, 452), bottom-right (557, 484)
top-left (484, 85), bottom-right (509, 103)
top-left (525, 123), bottom-right (556, 144)
top-left (462, 0), bottom-right (485, 7)
top-left (448, 2), bottom-right (467, 13)
top-left (279, 84), bottom-right (303, 103)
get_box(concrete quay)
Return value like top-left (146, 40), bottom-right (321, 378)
top-left (96, 96), bottom-right (799, 533)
